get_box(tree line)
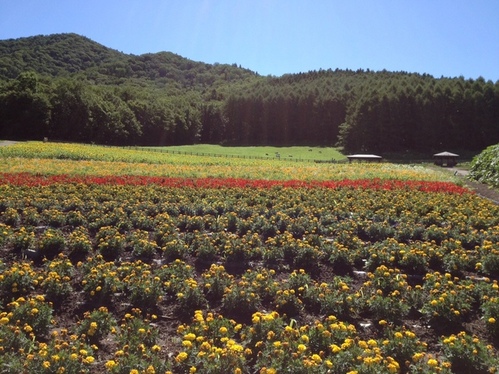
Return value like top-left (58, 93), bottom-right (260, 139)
top-left (1, 34), bottom-right (498, 153)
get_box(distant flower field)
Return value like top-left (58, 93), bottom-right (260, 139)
top-left (0, 142), bottom-right (452, 182)
top-left (0, 142), bottom-right (497, 373)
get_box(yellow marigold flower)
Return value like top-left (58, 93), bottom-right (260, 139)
top-left (176, 352), bottom-right (188, 363)
top-left (105, 360), bottom-right (117, 369)
top-left (378, 319), bottom-right (387, 326)
top-left (488, 317), bottom-right (496, 324)
top-left (183, 340), bottom-right (193, 349)
top-left (387, 362), bottom-right (399, 373)
top-left (412, 352), bottom-right (425, 361)
top-left (311, 354), bottom-right (322, 364)
top-left (367, 339), bottom-right (377, 347)
top-left (428, 358), bottom-right (438, 367)
top-left (330, 344), bottom-right (341, 353)
top-left (43, 361), bottom-right (50, 369)
top-left (260, 368), bottom-right (277, 374)
top-left (234, 368), bottom-right (242, 374)
top-left (130, 370), bottom-right (139, 374)
top-left (189, 367), bottom-right (197, 374)
top-left (405, 331), bottom-right (416, 339)
top-left (146, 365), bottom-right (156, 374)
top-left (24, 325), bottom-right (33, 333)
top-left (297, 344), bottom-right (306, 353)
top-left (0, 317), bottom-right (9, 325)
top-left (229, 343), bottom-right (244, 353)
top-left (219, 326), bottom-right (228, 335)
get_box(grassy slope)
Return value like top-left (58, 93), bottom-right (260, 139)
top-left (138, 144), bottom-right (347, 161)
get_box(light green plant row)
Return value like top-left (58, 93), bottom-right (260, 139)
top-left (139, 144), bottom-right (347, 161)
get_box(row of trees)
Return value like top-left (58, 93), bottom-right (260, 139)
top-left (1, 33), bottom-right (498, 152)
top-left (1, 69), bottom-right (498, 152)
top-left (0, 72), bottom-right (204, 145)
top-left (219, 70), bottom-right (499, 152)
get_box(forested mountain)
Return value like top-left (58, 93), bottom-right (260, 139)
top-left (1, 33), bottom-right (498, 153)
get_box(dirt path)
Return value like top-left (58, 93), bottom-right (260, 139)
top-left (0, 140), bottom-right (17, 147)
top-left (451, 167), bottom-right (499, 205)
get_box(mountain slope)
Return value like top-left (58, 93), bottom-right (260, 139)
top-left (0, 33), bottom-right (258, 89)
top-left (0, 33), bottom-right (123, 77)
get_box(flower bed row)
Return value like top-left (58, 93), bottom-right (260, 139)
top-left (0, 176), bottom-right (498, 373)
top-left (0, 173), bottom-right (470, 193)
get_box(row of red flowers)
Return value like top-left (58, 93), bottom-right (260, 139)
top-left (0, 172), bottom-right (471, 194)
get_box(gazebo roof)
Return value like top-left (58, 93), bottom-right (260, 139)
top-left (347, 154), bottom-right (382, 159)
top-left (433, 151), bottom-right (459, 157)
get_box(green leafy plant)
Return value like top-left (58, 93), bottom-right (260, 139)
top-left (76, 306), bottom-right (117, 345)
top-left (440, 332), bottom-right (497, 374)
top-left (95, 226), bottom-right (126, 261)
top-left (37, 228), bottom-right (65, 259)
top-left (128, 229), bottom-right (158, 260)
top-left (8, 295), bottom-right (53, 337)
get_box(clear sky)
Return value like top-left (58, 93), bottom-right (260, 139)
top-left (1, 0), bottom-right (498, 81)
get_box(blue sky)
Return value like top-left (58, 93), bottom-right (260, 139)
top-left (1, 1), bottom-right (498, 81)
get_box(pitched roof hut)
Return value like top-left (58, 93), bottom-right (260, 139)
top-left (346, 154), bottom-right (382, 163)
top-left (433, 151), bottom-right (459, 167)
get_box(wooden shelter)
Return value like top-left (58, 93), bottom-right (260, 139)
top-left (346, 154), bottom-right (382, 163)
top-left (433, 151), bottom-right (459, 167)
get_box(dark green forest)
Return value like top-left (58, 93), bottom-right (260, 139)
top-left (1, 33), bottom-right (498, 153)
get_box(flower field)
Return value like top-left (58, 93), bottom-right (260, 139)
top-left (0, 141), bottom-right (452, 182)
top-left (1, 145), bottom-right (499, 373)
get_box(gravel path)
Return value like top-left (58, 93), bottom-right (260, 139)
top-left (451, 167), bottom-right (499, 205)
top-left (0, 140), bottom-right (17, 147)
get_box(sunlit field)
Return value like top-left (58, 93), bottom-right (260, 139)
top-left (1, 141), bottom-right (498, 373)
top-left (0, 141), bottom-right (454, 182)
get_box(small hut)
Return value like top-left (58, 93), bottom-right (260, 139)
top-left (346, 154), bottom-right (382, 163)
top-left (433, 151), bottom-right (459, 167)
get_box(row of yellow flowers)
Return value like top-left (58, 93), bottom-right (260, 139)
top-left (2, 287), bottom-right (496, 373)
top-left (0, 156), bottom-right (452, 181)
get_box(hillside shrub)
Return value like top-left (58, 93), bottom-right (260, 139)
top-left (469, 143), bottom-right (499, 188)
